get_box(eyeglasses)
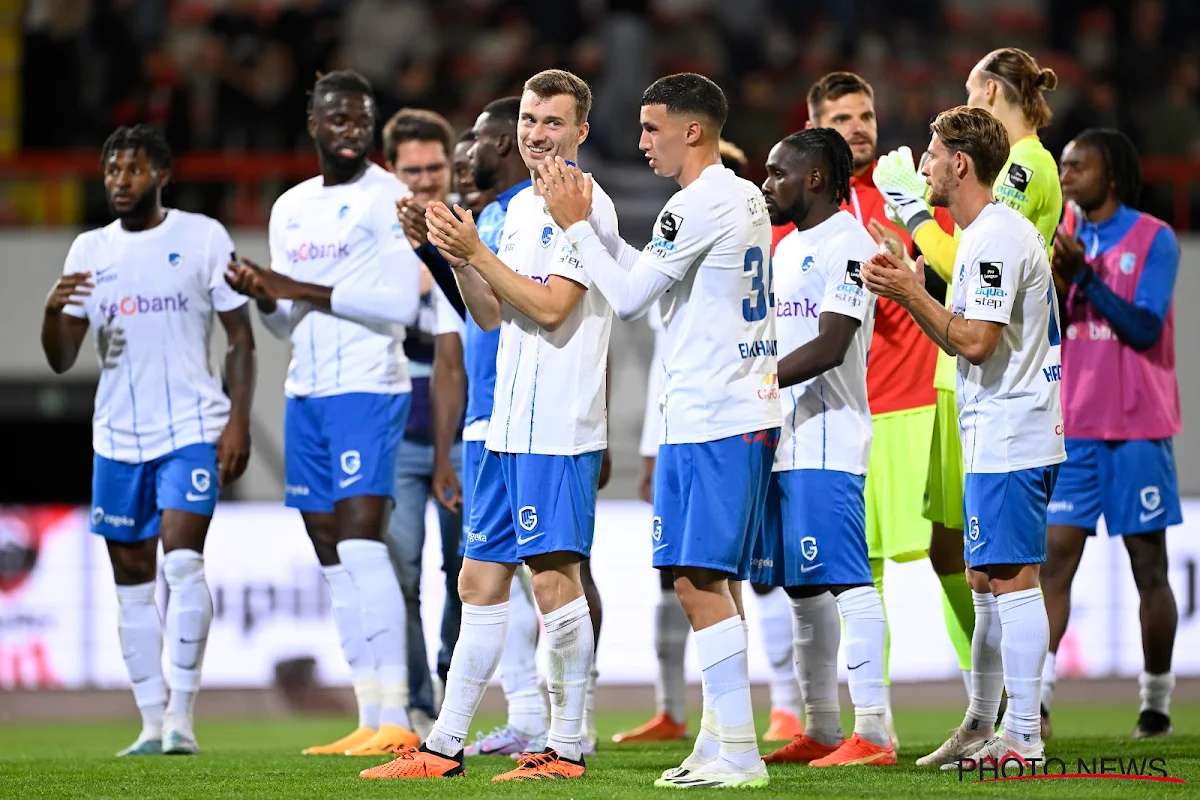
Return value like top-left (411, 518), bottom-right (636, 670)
top-left (398, 163), bottom-right (448, 180)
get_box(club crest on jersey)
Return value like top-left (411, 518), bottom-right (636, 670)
top-left (1141, 486), bottom-right (1161, 511)
top-left (167, 253), bottom-right (184, 269)
top-left (652, 515), bottom-right (663, 542)
top-left (191, 469), bottom-right (211, 494)
top-left (339, 204), bottom-right (350, 220)
top-left (801, 255), bottom-right (815, 274)
top-left (340, 450), bottom-right (361, 475)
top-left (800, 536), bottom-right (818, 561)
top-left (1004, 163), bottom-right (1031, 193)
top-left (658, 211), bottom-right (682, 242)
top-left (979, 262), bottom-right (1003, 288)
top-left (1120, 252), bottom-right (1136, 275)
top-left (519, 505), bottom-right (538, 531)
top-left (541, 225), bottom-right (554, 247)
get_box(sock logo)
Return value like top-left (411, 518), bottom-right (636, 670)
top-left (847, 661), bottom-right (870, 670)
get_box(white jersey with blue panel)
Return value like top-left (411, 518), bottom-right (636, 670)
top-left (485, 183), bottom-right (618, 456)
top-left (771, 210), bottom-right (877, 474)
top-left (952, 202), bottom-right (1067, 473)
top-left (266, 163), bottom-right (421, 398)
top-left (647, 164), bottom-right (781, 444)
top-left (61, 210), bottom-right (247, 464)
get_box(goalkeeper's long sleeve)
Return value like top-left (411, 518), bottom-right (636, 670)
top-left (913, 221), bottom-right (961, 283)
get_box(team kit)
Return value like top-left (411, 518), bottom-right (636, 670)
top-left (44, 45), bottom-right (1182, 789)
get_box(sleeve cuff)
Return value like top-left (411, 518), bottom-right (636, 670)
top-left (565, 220), bottom-right (596, 244)
top-left (906, 209), bottom-right (936, 236)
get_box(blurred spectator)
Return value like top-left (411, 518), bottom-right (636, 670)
top-left (21, 0), bottom-right (90, 148)
top-left (1143, 53), bottom-right (1200, 157)
top-left (1047, 71), bottom-right (1122, 157)
top-left (338, 0), bottom-right (440, 116)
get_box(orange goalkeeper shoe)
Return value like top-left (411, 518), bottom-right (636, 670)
top-left (763, 709), bottom-right (805, 742)
top-left (492, 748), bottom-right (586, 781)
top-left (763, 734), bottom-right (842, 764)
top-left (359, 745), bottom-right (465, 779)
top-left (611, 711), bottom-right (689, 743)
top-left (301, 727), bottom-right (375, 755)
top-left (808, 733), bottom-right (898, 767)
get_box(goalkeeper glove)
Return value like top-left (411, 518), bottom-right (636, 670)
top-left (874, 146), bottom-right (936, 234)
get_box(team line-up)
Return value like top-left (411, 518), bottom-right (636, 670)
top-left (42, 46), bottom-right (1182, 788)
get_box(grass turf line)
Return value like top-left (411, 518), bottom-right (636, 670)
top-left (1, 705), bottom-right (1198, 799)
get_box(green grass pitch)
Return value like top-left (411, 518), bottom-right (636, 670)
top-left (1, 704), bottom-right (1197, 798)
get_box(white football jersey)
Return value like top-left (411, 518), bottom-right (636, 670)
top-left (485, 183), bottom-right (618, 456)
top-left (646, 164), bottom-right (781, 444)
top-left (62, 210), bottom-right (247, 464)
top-left (639, 302), bottom-right (666, 458)
top-left (772, 211), bottom-right (877, 474)
top-left (952, 202), bottom-right (1066, 473)
top-left (268, 163), bottom-right (421, 398)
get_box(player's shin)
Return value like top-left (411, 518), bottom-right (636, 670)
top-left (836, 586), bottom-right (890, 746)
top-left (964, 590), bottom-right (1003, 736)
top-left (542, 596), bottom-right (594, 761)
top-left (791, 592), bottom-right (843, 745)
top-left (996, 587), bottom-right (1049, 745)
top-left (694, 615), bottom-right (761, 769)
top-left (1040, 651), bottom-right (1057, 711)
top-left (499, 571), bottom-right (546, 735)
top-left (163, 550), bottom-right (212, 736)
top-left (427, 601), bottom-right (510, 756)
top-left (117, 582), bottom-right (167, 739)
top-left (656, 586), bottom-right (690, 723)
top-left (321, 563), bottom-right (380, 729)
top-left (337, 539), bottom-right (411, 730)
top-left (758, 588), bottom-right (802, 720)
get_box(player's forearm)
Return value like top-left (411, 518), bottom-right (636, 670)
top-left (326, 282), bottom-right (420, 327)
top-left (913, 222), bottom-right (960, 282)
top-left (430, 355), bottom-right (465, 471)
top-left (468, 246), bottom-right (570, 330)
top-left (1075, 268), bottom-right (1164, 351)
top-left (564, 222), bottom-right (665, 320)
top-left (418, 243), bottom-right (466, 320)
top-left (453, 263), bottom-right (503, 331)
top-left (257, 299), bottom-right (301, 339)
top-left (223, 333), bottom-right (256, 427)
top-left (777, 337), bottom-right (848, 389)
top-left (903, 291), bottom-right (959, 357)
top-left (40, 312), bottom-right (84, 374)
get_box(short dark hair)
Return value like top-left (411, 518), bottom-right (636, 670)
top-left (779, 128), bottom-right (854, 205)
top-left (481, 96), bottom-right (522, 129)
top-left (308, 69), bottom-right (374, 112)
top-left (807, 72), bottom-right (874, 120)
top-left (381, 108), bottom-right (455, 164)
top-left (930, 106), bottom-right (1010, 188)
top-left (641, 73), bottom-right (728, 130)
top-left (524, 70), bottom-right (592, 125)
top-left (100, 124), bottom-right (173, 172)
top-left (457, 129), bottom-right (477, 145)
top-left (1073, 128), bottom-right (1143, 207)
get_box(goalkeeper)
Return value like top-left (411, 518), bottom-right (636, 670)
top-left (873, 48), bottom-right (1062, 723)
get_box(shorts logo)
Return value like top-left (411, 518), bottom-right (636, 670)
top-left (800, 536), bottom-right (818, 561)
top-left (167, 253), bottom-right (184, 269)
top-left (979, 262), bottom-right (1003, 288)
top-left (91, 506), bottom-right (135, 528)
top-left (541, 225), bottom-right (554, 247)
top-left (1141, 486), bottom-right (1161, 512)
top-left (658, 211), bottom-right (682, 242)
top-left (1120, 252), bottom-right (1136, 275)
top-left (968, 516), bottom-right (980, 541)
top-left (467, 530), bottom-right (487, 544)
top-left (651, 515), bottom-right (663, 542)
top-left (1048, 500), bottom-right (1074, 513)
top-left (191, 469), bottom-right (211, 494)
top-left (518, 505), bottom-right (538, 532)
top-left (92, 506), bottom-right (104, 525)
top-left (340, 450), bottom-right (361, 475)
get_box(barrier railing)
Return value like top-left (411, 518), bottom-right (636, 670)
top-left (0, 152), bottom-right (1197, 229)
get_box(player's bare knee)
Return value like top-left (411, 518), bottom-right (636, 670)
top-left (986, 563), bottom-right (1039, 595)
top-left (458, 559), bottom-right (516, 607)
top-left (335, 495), bottom-right (389, 541)
top-left (528, 554), bottom-right (583, 613)
top-left (106, 540), bottom-right (157, 586)
top-left (159, 509), bottom-right (210, 554)
top-left (658, 567), bottom-right (675, 591)
top-left (966, 568), bottom-right (992, 594)
top-left (1125, 534), bottom-right (1170, 592)
top-left (301, 512), bottom-right (340, 566)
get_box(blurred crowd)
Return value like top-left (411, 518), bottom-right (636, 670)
top-left (20, 0), bottom-right (1200, 219)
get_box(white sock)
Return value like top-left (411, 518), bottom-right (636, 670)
top-left (1040, 652), bottom-right (1057, 711)
top-left (427, 601), bottom-right (509, 757)
top-left (757, 588), bottom-right (801, 718)
top-left (116, 582), bottom-right (166, 738)
top-left (997, 588), bottom-right (1049, 746)
top-left (836, 586), bottom-right (889, 747)
top-left (791, 593), bottom-right (842, 745)
top-left (542, 596), bottom-right (593, 762)
top-left (500, 570), bottom-right (545, 735)
top-left (336, 539), bottom-right (409, 730)
top-left (1139, 671), bottom-right (1175, 716)
top-left (688, 680), bottom-right (721, 763)
top-left (322, 563), bottom-right (380, 729)
top-left (695, 615), bottom-right (760, 770)
top-left (162, 550), bottom-right (212, 736)
top-left (656, 587), bottom-right (690, 723)
top-left (962, 668), bottom-right (973, 700)
top-left (964, 591), bottom-right (1002, 737)
top-left (585, 666), bottom-right (599, 739)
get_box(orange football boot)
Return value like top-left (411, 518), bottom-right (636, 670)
top-left (492, 749), bottom-right (586, 781)
top-left (763, 709), bottom-right (805, 742)
top-left (763, 734), bottom-right (842, 764)
top-left (344, 724), bottom-right (420, 755)
top-left (359, 745), bottom-right (465, 779)
top-left (302, 727), bottom-right (375, 755)
top-left (808, 733), bottom-right (897, 766)
top-left (611, 711), bottom-right (689, 743)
